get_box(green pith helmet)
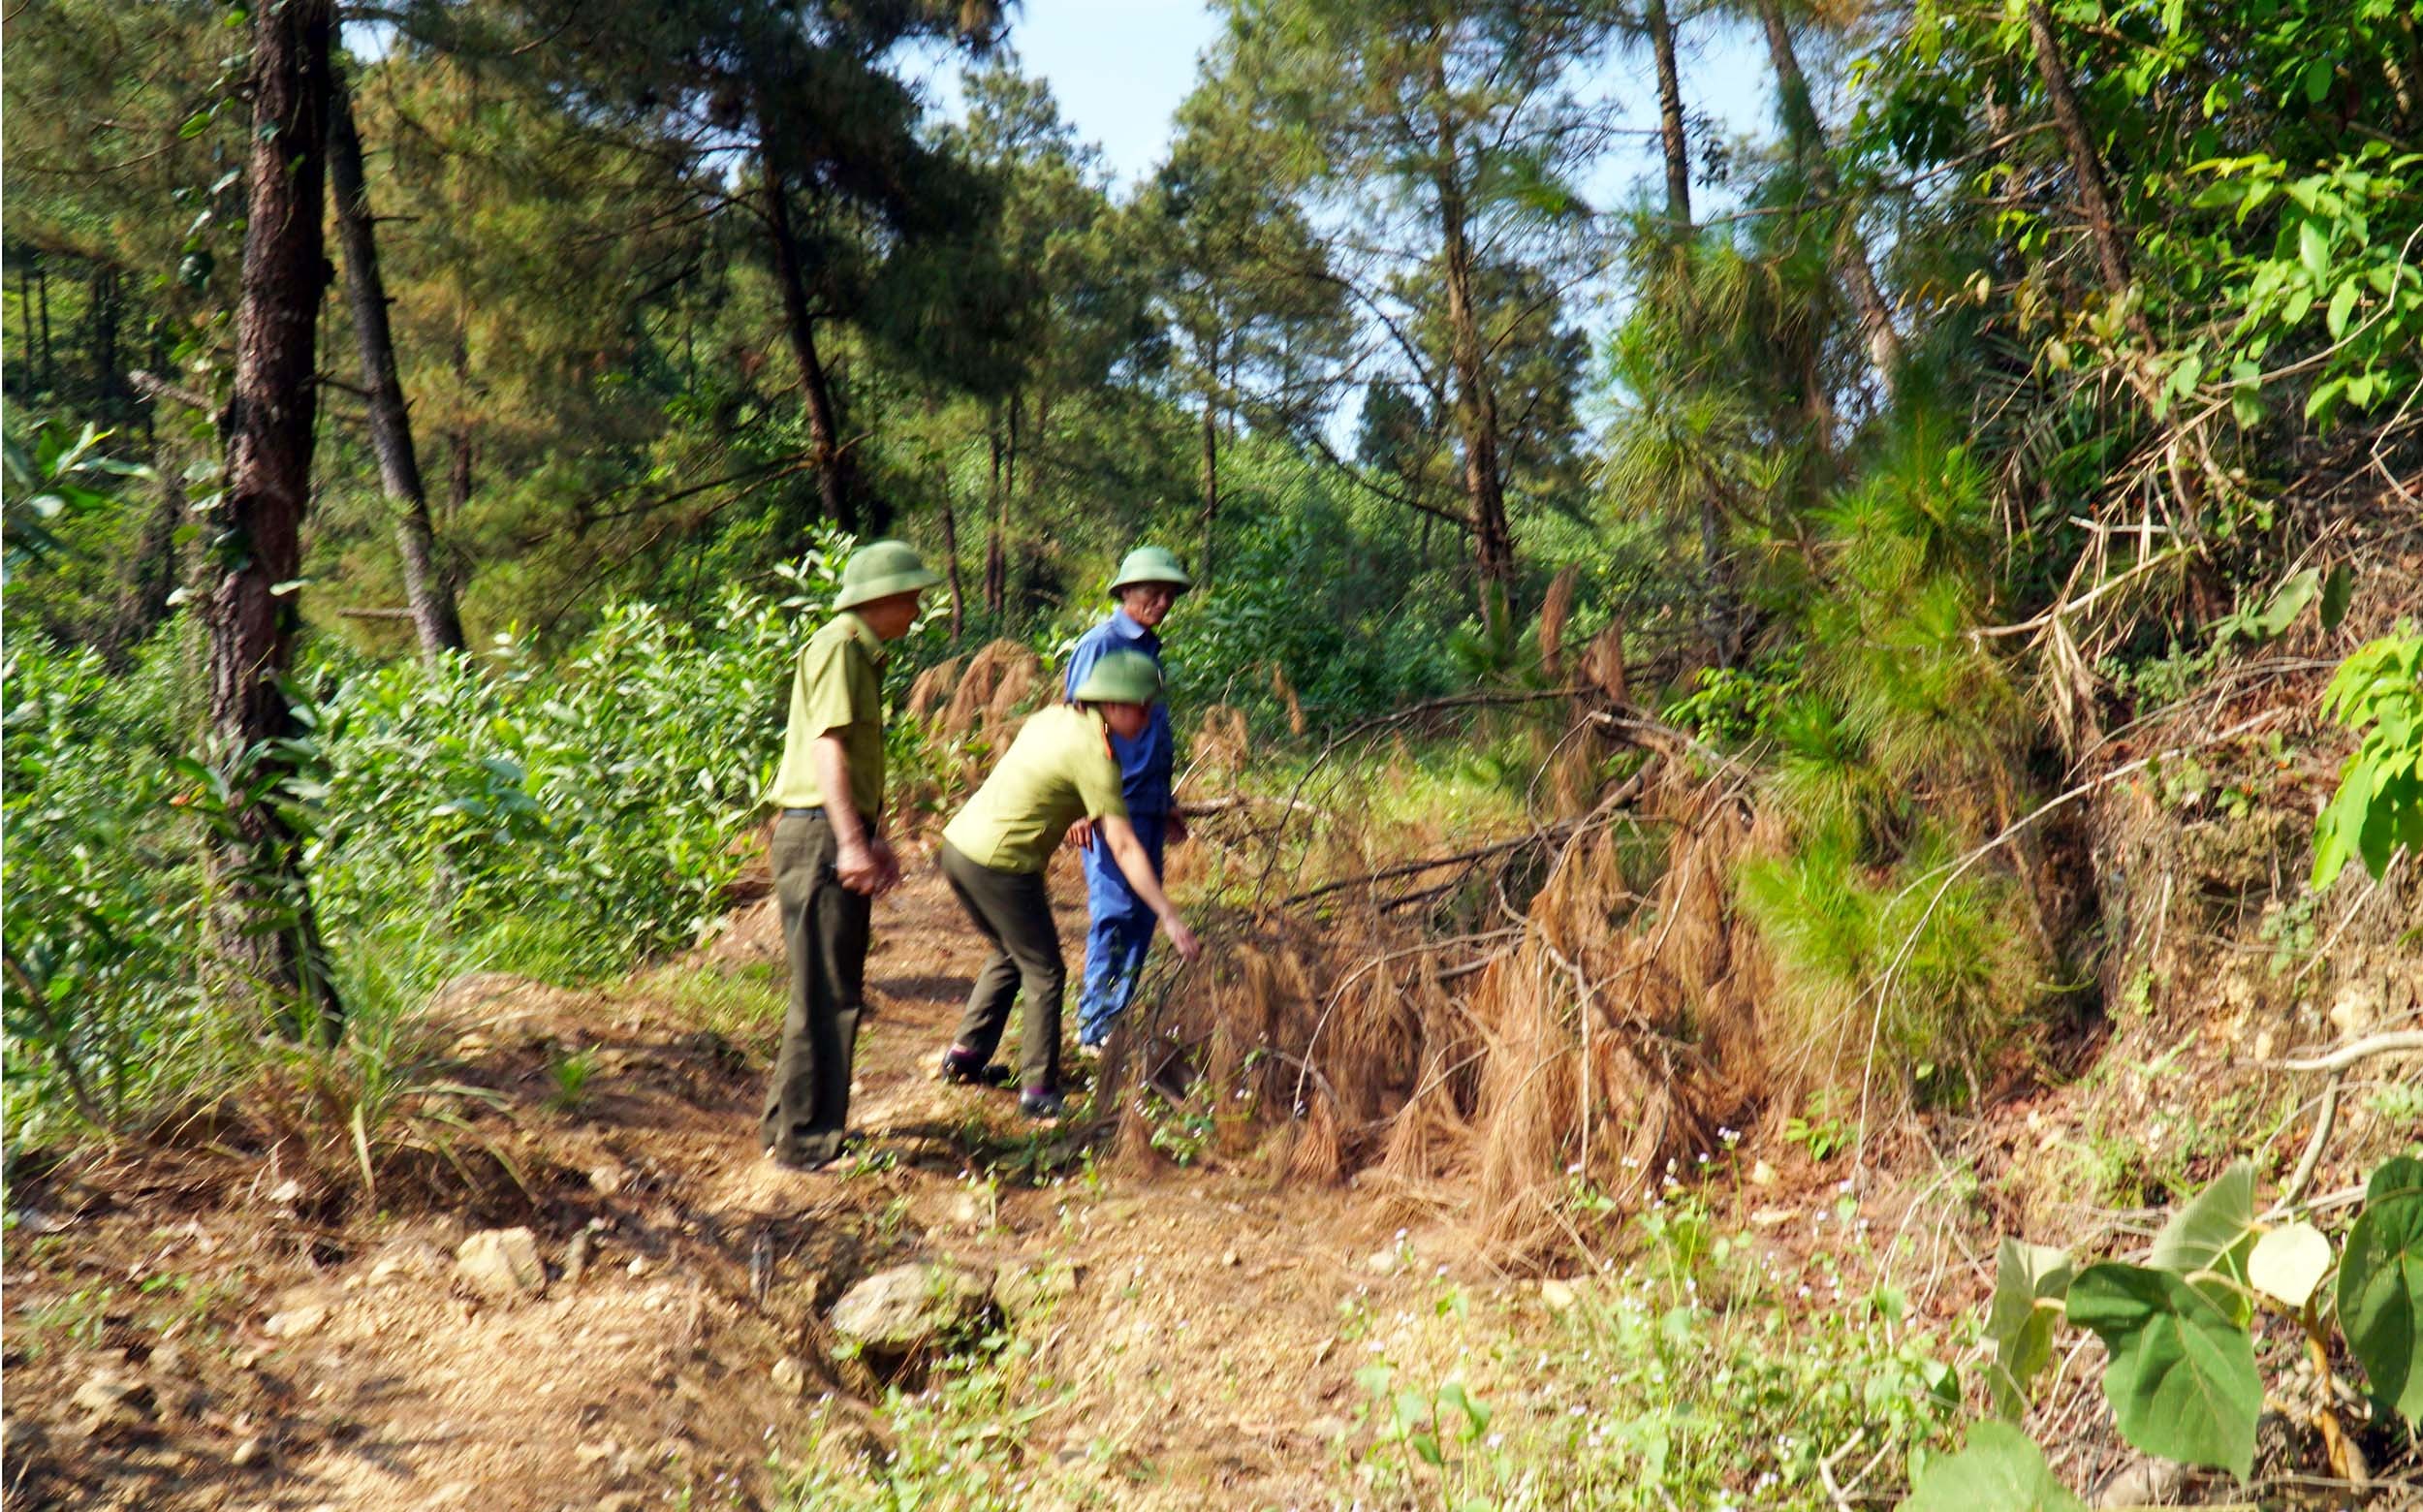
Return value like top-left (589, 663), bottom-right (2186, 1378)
top-left (833, 539), bottom-right (943, 610)
top-left (1107, 545), bottom-right (1194, 598)
top-left (1070, 648), bottom-right (1163, 706)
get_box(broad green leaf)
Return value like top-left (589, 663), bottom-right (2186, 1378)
top-left (2338, 1155), bottom-right (2423, 1419)
top-left (1898, 1420), bottom-right (2086, 1512)
top-left (2320, 565), bottom-right (2355, 631)
top-left (2067, 1263), bottom-right (2260, 1478)
top-left (2247, 1222), bottom-right (2332, 1308)
top-left (2298, 220), bottom-right (2329, 281)
top-left (2252, 570), bottom-right (2320, 639)
top-left (2150, 1160), bottom-right (2258, 1319)
top-left (2326, 277), bottom-right (2362, 338)
top-left (1987, 1239), bottom-right (2074, 1419)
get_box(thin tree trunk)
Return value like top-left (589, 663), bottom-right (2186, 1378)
top-left (329, 72), bottom-right (464, 663)
top-left (1754, 0), bottom-right (1904, 395)
top-left (2023, 0), bottom-right (2151, 344)
top-left (444, 325), bottom-right (473, 522)
top-left (99, 427), bottom-right (188, 668)
top-left (91, 265), bottom-right (125, 409)
top-left (1647, 0), bottom-right (1692, 229)
top-left (1198, 344), bottom-right (1220, 585)
top-left (206, 0), bottom-right (340, 1037)
top-left (1432, 79), bottom-right (1516, 635)
top-left (984, 406), bottom-right (1006, 615)
top-left (761, 166), bottom-right (859, 532)
top-left (936, 464), bottom-right (965, 644)
top-left (35, 258), bottom-right (52, 392)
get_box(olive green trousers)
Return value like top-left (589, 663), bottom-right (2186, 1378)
top-left (761, 811), bottom-right (870, 1165)
top-left (938, 839), bottom-right (1065, 1092)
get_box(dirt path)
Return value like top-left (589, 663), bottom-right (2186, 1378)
top-left (5, 861), bottom-right (1482, 1512)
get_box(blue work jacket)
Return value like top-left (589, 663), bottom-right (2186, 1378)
top-left (1062, 609), bottom-right (1175, 816)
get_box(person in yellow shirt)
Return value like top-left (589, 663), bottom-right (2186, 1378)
top-left (762, 540), bottom-right (939, 1171)
top-left (935, 649), bottom-right (1202, 1118)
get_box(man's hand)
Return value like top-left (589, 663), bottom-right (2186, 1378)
top-left (1065, 817), bottom-right (1097, 852)
top-left (1162, 917), bottom-right (1202, 962)
top-left (835, 836), bottom-right (886, 896)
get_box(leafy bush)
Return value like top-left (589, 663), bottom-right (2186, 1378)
top-left (1918, 1155), bottom-right (2423, 1507)
top-left (2310, 627), bottom-right (2423, 892)
top-left (2, 533), bottom-right (940, 1142)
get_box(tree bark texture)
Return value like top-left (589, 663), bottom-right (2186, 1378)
top-left (937, 464), bottom-right (965, 643)
top-left (984, 409), bottom-right (1006, 615)
top-left (445, 326), bottom-right (473, 520)
top-left (1198, 341), bottom-right (1221, 586)
top-left (1647, 0), bottom-right (1692, 228)
top-left (1431, 85), bottom-right (1516, 634)
top-left (1754, 0), bottom-right (1905, 396)
top-left (762, 167), bottom-right (861, 533)
top-left (206, 0), bottom-right (340, 1034)
top-left (2023, 0), bottom-right (2151, 342)
top-left (329, 73), bottom-right (465, 663)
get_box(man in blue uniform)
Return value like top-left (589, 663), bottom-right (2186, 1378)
top-left (1060, 546), bottom-right (1194, 1050)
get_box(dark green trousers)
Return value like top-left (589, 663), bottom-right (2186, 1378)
top-left (939, 839), bottom-right (1064, 1092)
top-left (761, 811), bottom-right (871, 1165)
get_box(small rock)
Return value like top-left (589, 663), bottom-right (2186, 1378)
top-left (574, 1436), bottom-right (619, 1466)
top-left (625, 1256), bottom-right (650, 1279)
top-left (587, 1165), bottom-right (627, 1197)
top-left (266, 1178), bottom-right (305, 1205)
top-left (562, 1232), bottom-right (592, 1286)
top-left (1364, 1248), bottom-right (1401, 1276)
top-left (71, 1374), bottom-right (150, 1420)
top-left (231, 1435), bottom-right (267, 1468)
top-left (992, 1262), bottom-right (1082, 1319)
top-left (148, 1339), bottom-right (193, 1378)
top-left (2095, 1456), bottom-right (2186, 1509)
top-left (771, 1356), bottom-right (808, 1396)
top-left (830, 1264), bottom-right (991, 1357)
top-left (1220, 1250), bottom-right (1241, 1268)
top-left (264, 1303), bottom-right (330, 1339)
top-left (1748, 1159), bottom-right (1777, 1186)
top-left (1539, 1278), bottom-right (1577, 1310)
top-left (456, 1227), bottom-right (546, 1302)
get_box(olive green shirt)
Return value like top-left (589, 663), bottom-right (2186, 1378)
top-left (942, 705), bottom-right (1130, 873)
top-left (769, 613), bottom-right (886, 820)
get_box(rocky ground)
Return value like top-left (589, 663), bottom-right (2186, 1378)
top-left (0, 863), bottom-right (1532, 1512)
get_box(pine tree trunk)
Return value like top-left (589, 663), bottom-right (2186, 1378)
top-left (205, 0), bottom-right (340, 1037)
top-left (1198, 353), bottom-right (1220, 585)
top-left (1432, 85), bottom-right (1516, 635)
top-left (1754, 0), bottom-right (1904, 396)
top-left (2023, 1), bottom-right (2151, 342)
top-left (329, 73), bottom-right (465, 663)
top-left (936, 465), bottom-right (965, 644)
top-left (762, 168), bottom-right (859, 532)
top-left (984, 407), bottom-right (1006, 615)
top-left (1648, 0), bottom-right (1692, 229)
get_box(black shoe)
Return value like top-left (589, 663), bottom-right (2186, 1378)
top-left (1019, 1087), bottom-right (1066, 1120)
top-left (939, 1049), bottom-right (1013, 1087)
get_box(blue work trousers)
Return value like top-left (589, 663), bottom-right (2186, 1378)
top-left (1076, 812), bottom-right (1167, 1046)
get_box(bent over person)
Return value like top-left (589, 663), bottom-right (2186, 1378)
top-left (761, 540), bottom-right (940, 1172)
top-left (935, 649), bottom-right (1202, 1119)
top-left (1062, 546), bottom-right (1193, 1051)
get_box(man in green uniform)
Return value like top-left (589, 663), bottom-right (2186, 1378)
top-left (934, 649), bottom-right (1202, 1119)
top-left (762, 540), bottom-right (941, 1171)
